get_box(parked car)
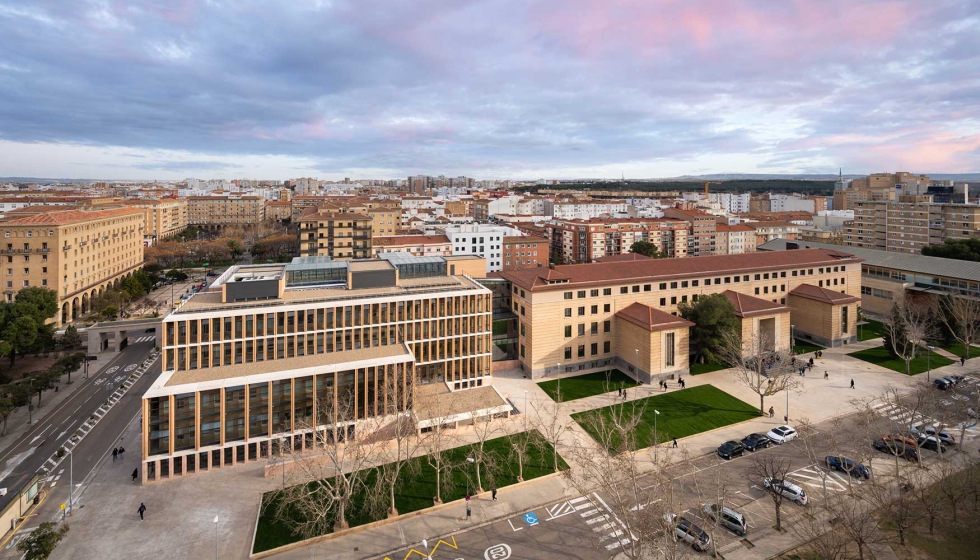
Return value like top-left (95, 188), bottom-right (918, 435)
top-left (740, 433), bottom-right (771, 452)
top-left (872, 438), bottom-right (918, 462)
top-left (717, 441), bottom-right (745, 460)
top-left (763, 478), bottom-right (808, 505)
top-left (911, 424), bottom-right (955, 446)
top-left (917, 435), bottom-right (949, 453)
top-left (824, 456), bottom-right (870, 479)
top-left (883, 433), bottom-right (918, 449)
top-left (663, 514), bottom-right (711, 552)
top-left (702, 503), bottom-right (747, 536)
top-left (967, 407), bottom-right (978, 418)
top-left (948, 375), bottom-right (966, 384)
top-left (934, 378), bottom-right (954, 391)
top-left (766, 425), bottom-right (798, 445)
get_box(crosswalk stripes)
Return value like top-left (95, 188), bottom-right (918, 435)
top-left (870, 399), bottom-right (980, 439)
top-left (787, 465), bottom-right (856, 493)
top-left (578, 493), bottom-right (637, 552)
top-left (132, 336), bottom-right (156, 343)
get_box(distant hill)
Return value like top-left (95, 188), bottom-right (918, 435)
top-left (521, 179), bottom-right (838, 195)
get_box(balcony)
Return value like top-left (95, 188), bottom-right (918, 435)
top-left (35, 248), bottom-right (50, 253)
top-left (62, 244), bottom-right (72, 250)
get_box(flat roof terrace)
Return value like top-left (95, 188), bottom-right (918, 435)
top-left (172, 274), bottom-right (486, 316)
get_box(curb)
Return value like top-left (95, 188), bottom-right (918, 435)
top-left (37, 353), bottom-right (159, 480)
top-left (250, 471), bottom-right (564, 559)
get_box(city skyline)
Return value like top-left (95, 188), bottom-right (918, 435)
top-left (0, 1), bottom-right (978, 180)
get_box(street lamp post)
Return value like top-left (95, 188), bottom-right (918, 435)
top-left (635, 349), bottom-right (640, 383)
top-left (785, 386), bottom-right (790, 423)
top-left (68, 449), bottom-right (73, 515)
top-left (422, 539), bottom-right (431, 560)
top-left (654, 410), bottom-right (660, 458)
top-left (213, 515), bottom-right (219, 560)
top-left (465, 457), bottom-right (475, 496)
top-left (927, 345), bottom-right (935, 382)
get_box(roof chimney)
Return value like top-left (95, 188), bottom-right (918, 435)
top-left (549, 263), bottom-right (555, 270)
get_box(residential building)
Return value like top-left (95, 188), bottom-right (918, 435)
top-left (714, 223), bottom-right (757, 255)
top-left (497, 248), bottom-right (861, 380)
top-left (441, 224), bottom-right (523, 273)
top-left (543, 199), bottom-right (629, 220)
top-left (751, 222), bottom-right (802, 246)
top-left (187, 196), bottom-right (265, 226)
top-left (844, 196), bottom-right (980, 254)
top-left (502, 236), bottom-right (548, 270)
top-left (366, 208), bottom-right (401, 237)
top-left (297, 208), bottom-right (372, 260)
top-left (371, 235), bottom-right (452, 257)
top-left (265, 201), bottom-right (292, 222)
top-left (545, 218), bottom-right (688, 264)
top-left (663, 207), bottom-right (717, 256)
top-left (143, 254), bottom-right (493, 482)
top-left (130, 199), bottom-right (188, 242)
top-left (0, 208), bottom-right (145, 324)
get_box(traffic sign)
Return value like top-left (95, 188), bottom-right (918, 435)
top-left (522, 512), bottom-right (539, 526)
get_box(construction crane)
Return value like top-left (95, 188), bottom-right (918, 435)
top-left (704, 181), bottom-right (721, 196)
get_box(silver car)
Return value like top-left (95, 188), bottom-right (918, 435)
top-left (763, 477), bottom-right (808, 505)
top-left (702, 503), bottom-right (747, 536)
top-left (663, 514), bottom-right (711, 552)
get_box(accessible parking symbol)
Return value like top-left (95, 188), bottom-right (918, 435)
top-left (522, 512), bottom-right (539, 526)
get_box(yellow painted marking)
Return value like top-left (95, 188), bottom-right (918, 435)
top-left (399, 536), bottom-right (459, 559)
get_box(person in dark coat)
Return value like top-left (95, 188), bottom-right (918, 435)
top-left (132, 468), bottom-right (139, 483)
top-left (492, 487), bottom-right (497, 501)
top-left (112, 448), bottom-right (118, 462)
top-left (138, 502), bottom-right (147, 520)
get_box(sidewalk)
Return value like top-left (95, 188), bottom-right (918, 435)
top-left (0, 350), bottom-right (121, 456)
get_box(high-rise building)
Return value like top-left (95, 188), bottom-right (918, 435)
top-left (844, 195), bottom-right (980, 254)
top-left (545, 218), bottom-right (688, 264)
top-left (296, 208), bottom-right (373, 260)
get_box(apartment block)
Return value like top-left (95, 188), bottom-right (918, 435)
top-left (714, 223), bottom-right (757, 255)
top-left (372, 235), bottom-right (451, 257)
top-left (662, 208), bottom-right (717, 256)
top-left (297, 208), bottom-right (373, 260)
top-left (130, 198), bottom-right (188, 242)
top-left (187, 196), bottom-right (265, 226)
top-left (844, 196), bottom-right (980, 254)
top-left (498, 249), bottom-right (861, 380)
top-left (502, 236), bottom-right (548, 270)
top-left (545, 218), bottom-right (689, 265)
top-left (0, 208), bottom-right (145, 324)
top-left (143, 254), bottom-right (493, 482)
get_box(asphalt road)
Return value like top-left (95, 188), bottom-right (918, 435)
top-left (377, 378), bottom-right (980, 560)
top-left (0, 339), bottom-right (156, 513)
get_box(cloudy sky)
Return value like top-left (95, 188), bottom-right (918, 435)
top-left (0, 0), bottom-right (978, 180)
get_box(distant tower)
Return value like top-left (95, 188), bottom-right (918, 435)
top-left (834, 168), bottom-right (846, 191)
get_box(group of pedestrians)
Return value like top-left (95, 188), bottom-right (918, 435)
top-left (111, 446), bottom-right (126, 461)
top-left (656, 377), bottom-right (685, 391)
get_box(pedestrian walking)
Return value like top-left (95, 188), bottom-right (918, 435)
top-left (962, 356), bottom-right (966, 366)
top-left (768, 406), bottom-right (774, 418)
top-left (662, 382), bottom-right (667, 392)
top-left (138, 502), bottom-right (147, 520)
top-left (112, 448), bottom-right (118, 462)
top-left (492, 487), bottom-right (497, 501)
top-left (119, 446), bottom-right (125, 460)
top-left (824, 371), bottom-right (828, 380)
top-left (466, 502), bottom-right (472, 520)
top-left (850, 378), bottom-right (855, 389)
top-left (618, 387), bottom-right (622, 397)
top-left (132, 468), bottom-right (139, 483)
top-left (623, 389), bottom-right (628, 400)
top-left (672, 438), bottom-right (678, 448)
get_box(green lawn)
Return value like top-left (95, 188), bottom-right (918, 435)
top-left (253, 432), bottom-right (566, 553)
top-left (571, 384), bottom-right (759, 453)
top-left (848, 345), bottom-right (955, 375)
top-left (937, 342), bottom-right (980, 360)
top-left (689, 362), bottom-right (727, 375)
top-left (792, 339), bottom-right (825, 355)
top-left (857, 319), bottom-right (887, 341)
top-left (538, 369), bottom-right (640, 402)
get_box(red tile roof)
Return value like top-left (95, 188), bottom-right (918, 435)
top-left (616, 303), bottom-right (695, 332)
top-left (0, 207), bottom-right (143, 226)
top-left (595, 253), bottom-right (651, 263)
top-left (499, 248), bottom-right (861, 292)
top-left (788, 284), bottom-right (861, 305)
top-left (721, 290), bottom-right (793, 317)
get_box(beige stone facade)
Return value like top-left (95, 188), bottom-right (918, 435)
top-left (845, 196), bottom-right (980, 254)
top-left (187, 196), bottom-right (265, 226)
top-left (0, 208), bottom-right (145, 324)
top-left (499, 249), bottom-right (862, 379)
top-left (297, 209), bottom-right (373, 259)
top-left (131, 198), bottom-right (187, 241)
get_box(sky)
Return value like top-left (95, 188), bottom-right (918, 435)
top-left (0, 0), bottom-right (978, 181)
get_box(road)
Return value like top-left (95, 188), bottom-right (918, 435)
top-left (0, 339), bottom-right (157, 514)
top-left (377, 376), bottom-right (980, 560)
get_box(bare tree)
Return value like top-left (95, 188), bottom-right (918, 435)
top-left (866, 469), bottom-right (924, 547)
top-left (270, 391), bottom-right (381, 535)
top-left (532, 387), bottom-right (570, 473)
top-left (752, 454), bottom-right (794, 531)
top-left (418, 398), bottom-right (462, 505)
top-left (938, 294), bottom-right (980, 359)
top-left (568, 398), bottom-right (680, 560)
top-left (826, 492), bottom-right (888, 560)
top-left (937, 459), bottom-right (967, 523)
top-left (508, 428), bottom-right (543, 482)
top-left (721, 329), bottom-right (797, 416)
top-left (790, 505), bottom-right (850, 560)
top-left (883, 297), bottom-right (932, 376)
top-left (795, 417), bottom-right (838, 501)
top-left (470, 414), bottom-right (503, 494)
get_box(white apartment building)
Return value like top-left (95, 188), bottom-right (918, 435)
top-left (544, 199), bottom-right (629, 220)
top-left (439, 224), bottom-right (523, 273)
top-left (710, 193), bottom-right (751, 213)
top-left (769, 194), bottom-right (815, 213)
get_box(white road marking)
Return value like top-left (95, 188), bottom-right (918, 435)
top-left (29, 426), bottom-right (52, 445)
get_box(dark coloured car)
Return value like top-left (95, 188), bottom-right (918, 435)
top-left (717, 440), bottom-right (744, 460)
top-left (740, 433), bottom-right (771, 452)
top-left (948, 375), bottom-right (966, 384)
top-left (824, 456), bottom-right (870, 479)
top-left (873, 438), bottom-right (918, 462)
top-left (934, 378), bottom-right (954, 391)
top-left (917, 436), bottom-right (949, 453)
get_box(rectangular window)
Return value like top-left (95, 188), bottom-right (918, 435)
top-left (692, 280), bottom-right (699, 287)
top-left (590, 289), bottom-right (599, 297)
top-left (591, 305), bottom-right (598, 314)
top-left (578, 324), bottom-right (585, 336)
top-left (842, 305), bottom-right (849, 333)
top-left (681, 281), bottom-right (688, 288)
top-left (590, 322), bottom-right (598, 335)
top-left (565, 308), bottom-right (572, 317)
top-left (603, 320), bottom-right (610, 333)
top-left (620, 286), bottom-right (628, 294)
top-left (564, 292), bottom-right (572, 300)
top-left (577, 345), bottom-right (585, 358)
top-left (603, 341), bottom-right (610, 353)
top-left (660, 298), bottom-right (666, 306)
top-left (564, 347), bottom-right (572, 360)
top-left (632, 285), bottom-right (640, 293)
top-left (659, 283), bottom-right (667, 290)
top-left (603, 303), bottom-right (610, 312)
top-left (590, 343), bottom-right (598, 356)
top-left (670, 296), bottom-right (677, 305)
top-left (603, 288), bottom-right (611, 296)
top-left (577, 290), bottom-right (586, 299)
top-left (665, 332), bottom-right (675, 366)
top-left (565, 325), bottom-right (572, 338)
top-left (644, 284), bottom-right (651, 292)
top-left (578, 307), bottom-right (585, 316)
